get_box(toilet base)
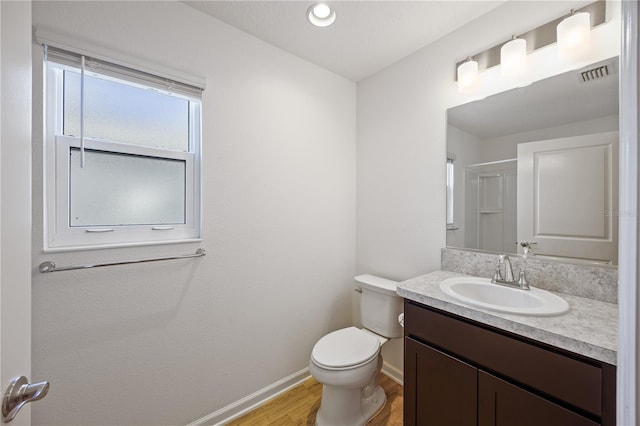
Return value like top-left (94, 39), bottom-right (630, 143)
top-left (315, 384), bottom-right (386, 426)
top-left (313, 356), bottom-right (386, 426)
top-left (361, 385), bottom-right (386, 423)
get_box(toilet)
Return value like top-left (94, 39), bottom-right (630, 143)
top-left (309, 274), bottom-right (403, 426)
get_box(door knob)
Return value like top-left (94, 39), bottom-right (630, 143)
top-left (2, 376), bottom-right (50, 422)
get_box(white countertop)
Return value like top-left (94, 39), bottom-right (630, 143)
top-left (397, 270), bottom-right (618, 365)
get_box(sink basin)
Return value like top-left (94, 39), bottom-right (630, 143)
top-left (439, 277), bottom-right (569, 316)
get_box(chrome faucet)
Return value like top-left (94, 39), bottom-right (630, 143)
top-left (492, 254), bottom-right (530, 290)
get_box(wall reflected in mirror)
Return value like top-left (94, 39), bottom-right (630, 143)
top-left (446, 57), bottom-right (619, 265)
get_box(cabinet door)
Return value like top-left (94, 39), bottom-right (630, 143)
top-left (405, 338), bottom-right (477, 426)
top-left (478, 371), bottom-right (599, 426)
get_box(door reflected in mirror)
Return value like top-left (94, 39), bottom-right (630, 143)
top-left (446, 57), bottom-right (619, 265)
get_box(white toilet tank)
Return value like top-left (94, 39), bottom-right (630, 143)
top-left (355, 274), bottom-right (404, 339)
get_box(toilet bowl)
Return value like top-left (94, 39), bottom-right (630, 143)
top-left (309, 327), bottom-right (387, 426)
top-left (309, 275), bottom-right (403, 426)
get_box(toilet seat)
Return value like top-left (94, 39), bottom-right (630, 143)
top-left (311, 327), bottom-right (380, 370)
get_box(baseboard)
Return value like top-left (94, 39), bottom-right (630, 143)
top-left (381, 361), bottom-right (404, 386)
top-left (186, 368), bottom-right (311, 426)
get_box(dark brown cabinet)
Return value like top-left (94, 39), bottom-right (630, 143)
top-left (404, 300), bottom-right (616, 426)
top-left (478, 371), bottom-right (598, 426)
top-left (405, 338), bottom-right (477, 426)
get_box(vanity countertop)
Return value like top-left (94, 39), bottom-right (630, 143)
top-left (397, 270), bottom-right (618, 365)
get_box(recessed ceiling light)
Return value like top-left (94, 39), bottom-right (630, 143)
top-left (307, 3), bottom-right (336, 28)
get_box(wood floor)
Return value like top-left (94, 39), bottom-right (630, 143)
top-left (227, 373), bottom-right (403, 426)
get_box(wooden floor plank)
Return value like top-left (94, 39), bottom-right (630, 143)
top-left (227, 374), bottom-right (403, 425)
top-left (265, 414), bottom-right (297, 426)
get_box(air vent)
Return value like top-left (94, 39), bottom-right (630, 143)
top-left (578, 60), bottom-right (617, 83)
top-left (580, 65), bottom-right (609, 82)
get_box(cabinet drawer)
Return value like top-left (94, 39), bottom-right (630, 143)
top-left (405, 301), bottom-right (603, 417)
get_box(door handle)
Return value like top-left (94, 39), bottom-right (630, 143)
top-left (2, 376), bottom-right (50, 422)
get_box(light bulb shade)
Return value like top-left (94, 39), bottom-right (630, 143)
top-left (457, 59), bottom-right (478, 93)
top-left (557, 12), bottom-right (591, 59)
top-left (500, 38), bottom-right (527, 78)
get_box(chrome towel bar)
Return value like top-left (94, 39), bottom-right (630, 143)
top-left (39, 248), bottom-right (206, 273)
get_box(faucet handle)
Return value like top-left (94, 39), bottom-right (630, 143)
top-left (492, 268), bottom-right (503, 282)
top-left (517, 269), bottom-right (530, 290)
top-left (492, 262), bottom-right (503, 283)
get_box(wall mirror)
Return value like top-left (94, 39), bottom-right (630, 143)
top-left (446, 57), bottom-right (619, 265)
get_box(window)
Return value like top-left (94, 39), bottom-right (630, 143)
top-left (44, 46), bottom-right (203, 250)
top-left (446, 153), bottom-right (455, 228)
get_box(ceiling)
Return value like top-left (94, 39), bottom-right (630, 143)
top-left (184, 1), bottom-right (505, 82)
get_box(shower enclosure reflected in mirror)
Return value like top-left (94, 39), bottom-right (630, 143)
top-left (446, 57), bottom-right (619, 265)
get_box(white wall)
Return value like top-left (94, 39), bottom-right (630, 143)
top-left (31, 2), bottom-right (356, 425)
top-left (357, 0), bottom-right (620, 380)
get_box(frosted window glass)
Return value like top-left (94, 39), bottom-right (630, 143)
top-left (64, 71), bottom-right (189, 151)
top-left (69, 148), bottom-right (186, 227)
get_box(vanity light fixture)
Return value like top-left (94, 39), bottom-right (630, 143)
top-left (500, 36), bottom-right (527, 78)
top-left (557, 9), bottom-right (592, 59)
top-left (457, 57), bottom-right (479, 94)
top-left (307, 3), bottom-right (336, 28)
top-left (454, 0), bottom-right (604, 94)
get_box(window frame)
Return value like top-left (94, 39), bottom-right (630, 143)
top-left (44, 55), bottom-right (202, 251)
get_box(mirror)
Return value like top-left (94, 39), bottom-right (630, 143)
top-left (446, 57), bottom-right (619, 265)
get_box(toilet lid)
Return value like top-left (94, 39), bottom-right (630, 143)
top-left (312, 327), bottom-right (380, 369)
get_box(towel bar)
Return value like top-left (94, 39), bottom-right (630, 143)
top-left (39, 248), bottom-right (206, 273)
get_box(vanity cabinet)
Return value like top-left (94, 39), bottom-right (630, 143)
top-left (404, 300), bottom-right (616, 426)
